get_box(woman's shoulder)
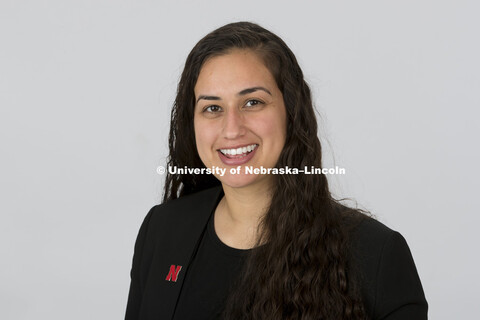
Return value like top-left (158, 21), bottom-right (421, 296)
top-left (141, 186), bottom-right (223, 236)
top-left (351, 214), bottom-right (400, 252)
top-left (334, 202), bottom-right (401, 254)
top-left (131, 186), bottom-right (223, 264)
top-left (343, 208), bottom-right (416, 273)
top-left (337, 205), bottom-right (428, 319)
top-left (148, 186), bottom-right (222, 219)
top-left (336, 203), bottom-right (415, 277)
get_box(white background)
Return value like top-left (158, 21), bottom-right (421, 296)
top-left (1, 0), bottom-right (478, 319)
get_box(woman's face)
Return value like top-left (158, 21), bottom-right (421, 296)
top-left (194, 49), bottom-right (287, 190)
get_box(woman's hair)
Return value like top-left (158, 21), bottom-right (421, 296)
top-left (163, 21), bottom-right (368, 320)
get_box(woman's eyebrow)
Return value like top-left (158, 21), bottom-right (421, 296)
top-left (238, 86), bottom-right (272, 96)
top-left (196, 95), bottom-right (221, 104)
top-left (196, 86), bottom-right (272, 103)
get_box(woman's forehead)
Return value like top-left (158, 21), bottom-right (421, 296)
top-left (194, 50), bottom-right (277, 97)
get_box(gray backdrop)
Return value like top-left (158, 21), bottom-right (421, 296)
top-left (1, 0), bottom-right (478, 319)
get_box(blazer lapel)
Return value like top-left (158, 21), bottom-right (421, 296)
top-left (142, 186), bottom-right (223, 320)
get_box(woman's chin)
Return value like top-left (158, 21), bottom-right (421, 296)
top-left (217, 174), bottom-right (265, 190)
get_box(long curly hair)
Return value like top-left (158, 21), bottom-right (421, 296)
top-left (163, 21), bottom-right (368, 320)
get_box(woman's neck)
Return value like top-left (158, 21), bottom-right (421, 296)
top-left (214, 181), bottom-right (272, 249)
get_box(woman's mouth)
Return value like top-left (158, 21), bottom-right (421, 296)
top-left (219, 144), bottom-right (258, 158)
top-left (217, 144), bottom-right (258, 165)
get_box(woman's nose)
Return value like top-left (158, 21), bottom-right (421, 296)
top-left (222, 108), bottom-right (245, 139)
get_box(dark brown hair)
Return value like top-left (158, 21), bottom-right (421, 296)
top-left (163, 21), bottom-right (368, 319)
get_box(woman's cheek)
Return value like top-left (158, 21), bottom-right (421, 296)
top-left (195, 120), bottom-right (217, 165)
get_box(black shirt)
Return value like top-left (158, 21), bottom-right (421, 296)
top-left (172, 213), bottom-right (250, 320)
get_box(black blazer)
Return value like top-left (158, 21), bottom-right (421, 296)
top-left (125, 186), bottom-right (428, 319)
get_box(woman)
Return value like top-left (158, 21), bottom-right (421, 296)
top-left (125, 22), bottom-right (428, 320)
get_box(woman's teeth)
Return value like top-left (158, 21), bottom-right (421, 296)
top-left (220, 144), bottom-right (258, 157)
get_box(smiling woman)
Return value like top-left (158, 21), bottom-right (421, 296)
top-left (125, 22), bottom-right (428, 320)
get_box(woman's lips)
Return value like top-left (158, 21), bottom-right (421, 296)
top-left (218, 146), bottom-right (258, 166)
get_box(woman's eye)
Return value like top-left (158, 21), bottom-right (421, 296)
top-left (245, 99), bottom-right (263, 108)
top-left (204, 105), bottom-right (222, 113)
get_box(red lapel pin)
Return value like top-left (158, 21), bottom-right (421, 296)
top-left (165, 264), bottom-right (182, 282)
